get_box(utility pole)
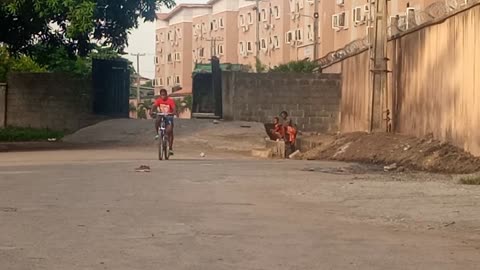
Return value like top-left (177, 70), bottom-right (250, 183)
top-left (370, 0), bottom-right (389, 132)
top-left (131, 53), bottom-right (146, 104)
top-left (206, 37), bottom-right (223, 59)
top-left (313, 0), bottom-right (319, 60)
top-left (246, 0), bottom-right (261, 58)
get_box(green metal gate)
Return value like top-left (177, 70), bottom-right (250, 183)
top-left (92, 59), bottom-right (130, 117)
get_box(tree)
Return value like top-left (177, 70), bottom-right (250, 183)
top-left (0, 0), bottom-right (176, 56)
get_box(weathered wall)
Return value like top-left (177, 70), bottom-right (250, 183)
top-left (340, 4), bottom-right (480, 155)
top-left (340, 51), bottom-right (370, 132)
top-left (6, 73), bottom-right (94, 131)
top-left (0, 83), bottom-right (6, 127)
top-left (222, 72), bottom-right (342, 132)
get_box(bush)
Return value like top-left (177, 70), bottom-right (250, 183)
top-left (459, 177), bottom-right (480, 185)
top-left (0, 127), bottom-right (64, 142)
top-left (0, 47), bottom-right (46, 82)
top-left (270, 60), bottom-right (321, 73)
top-left (174, 95), bottom-right (193, 115)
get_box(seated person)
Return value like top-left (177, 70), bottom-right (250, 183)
top-left (270, 116), bottom-right (284, 141)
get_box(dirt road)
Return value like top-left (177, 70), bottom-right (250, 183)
top-left (1, 145), bottom-right (479, 269)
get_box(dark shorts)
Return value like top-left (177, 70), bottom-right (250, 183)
top-left (156, 115), bottom-right (174, 127)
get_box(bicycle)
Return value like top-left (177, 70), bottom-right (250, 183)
top-left (155, 112), bottom-right (174, 160)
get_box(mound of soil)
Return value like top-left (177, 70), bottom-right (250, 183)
top-left (300, 132), bottom-right (480, 174)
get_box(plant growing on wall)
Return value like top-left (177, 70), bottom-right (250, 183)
top-left (270, 59), bottom-right (321, 73)
top-left (255, 57), bottom-right (267, 73)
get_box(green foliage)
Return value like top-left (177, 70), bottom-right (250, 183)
top-left (143, 80), bottom-right (154, 88)
top-left (1, 0), bottom-right (176, 56)
top-left (10, 55), bottom-right (46, 73)
top-left (139, 99), bottom-right (153, 111)
top-left (129, 102), bottom-right (137, 112)
top-left (174, 95), bottom-right (192, 115)
top-left (27, 44), bottom-right (130, 77)
top-left (255, 57), bottom-right (267, 73)
top-left (137, 107), bottom-right (147, 119)
top-left (183, 95), bottom-right (192, 110)
top-left (0, 46), bottom-right (46, 82)
top-left (136, 99), bottom-right (153, 119)
top-left (459, 177), bottom-right (480, 185)
top-left (270, 60), bottom-right (321, 73)
top-left (0, 126), bottom-right (64, 142)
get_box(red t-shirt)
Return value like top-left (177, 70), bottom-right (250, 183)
top-left (154, 97), bottom-right (176, 114)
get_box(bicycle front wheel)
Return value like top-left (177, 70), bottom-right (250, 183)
top-left (163, 136), bottom-right (170, 160)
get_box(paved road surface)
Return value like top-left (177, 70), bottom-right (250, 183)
top-left (1, 148), bottom-right (479, 270)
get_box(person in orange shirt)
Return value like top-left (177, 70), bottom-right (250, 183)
top-left (286, 123), bottom-right (297, 146)
top-left (270, 117), bottom-right (283, 141)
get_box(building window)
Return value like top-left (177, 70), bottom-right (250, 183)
top-left (261, 9), bottom-right (267, 22)
top-left (295, 29), bottom-right (303, 41)
top-left (198, 48), bottom-right (205, 58)
top-left (285, 31), bottom-right (293, 44)
top-left (174, 52), bottom-right (181, 62)
top-left (155, 57), bottom-right (159, 64)
top-left (167, 76), bottom-right (171, 86)
top-left (239, 14), bottom-right (245, 26)
top-left (261, 38), bottom-right (267, 50)
top-left (273, 6), bottom-right (280, 19)
top-left (247, 12), bottom-right (253, 24)
top-left (307, 24), bottom-right (314, 41)
top-left (247, 41), bottom-right (253, 52)
top-left (159, 32), bottom-right (164, 42)
top-left (218, 44), bottom-right (224, 55)
top-left (202, 22), bottom-right (207, 33)
top-left (167, 53), bottom-right (172, 63)
top-left (273, 36), bottom-right (280, 48)
top-left (219, 17), bottom-right (224, 28)
top-left (212, 19), bottom-right (219, 31)
top-left (332, 11), bottom-right (348, 30)
top-left (156, 78), bottom-right (163, 86)
top-left (239, 41), bottom-right (245, 54)
top-left (175, 76), bottom-right (180, 85)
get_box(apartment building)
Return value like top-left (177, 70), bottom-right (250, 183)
top-left (192, 0), bottom-right (241, 65)
top-left (155, 4), bottom-right (212, 94)
top-left (154, 0), bottom-right (440, 94)
top-left (325, 0), bottom-right (441, 55)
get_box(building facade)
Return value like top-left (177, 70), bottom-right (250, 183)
top-left (154, 0), bottom-right (440, 93)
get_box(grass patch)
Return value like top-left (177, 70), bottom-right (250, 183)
top-left (0, 126), bottom-right (64, 142)
top-left (459, 176), bottom-right (480, 185)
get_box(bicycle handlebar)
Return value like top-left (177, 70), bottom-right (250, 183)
top-left (156, 112), bottom-right (174, 116)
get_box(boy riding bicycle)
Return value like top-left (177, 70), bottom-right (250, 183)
top-left (152, 89), bottom-right (176, 156)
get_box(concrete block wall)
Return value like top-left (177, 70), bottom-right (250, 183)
top-left (0, 83), bottom-right (6, 127)
top-left (5, 73), bottom-right (94, 131)
top-left (222, 72), bottom-right (342, 132)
